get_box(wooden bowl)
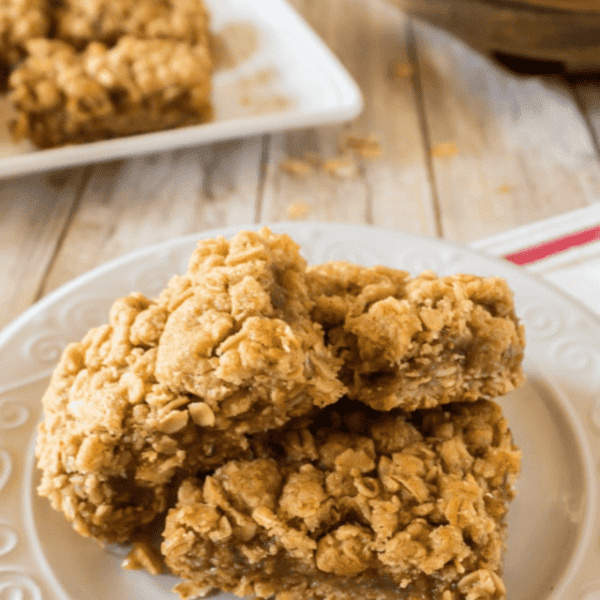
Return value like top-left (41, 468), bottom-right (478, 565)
top-left (387, 0), bottom-right (600, 72)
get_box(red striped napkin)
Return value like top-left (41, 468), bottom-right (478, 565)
top-left (472, 204), bottom-right (600, 316)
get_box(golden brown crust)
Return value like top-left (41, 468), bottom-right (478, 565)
top-left (307, 263), bottom-right (525, 411)
top-left (162, 400), bottom-right (520, 600)
top-left (9, 35), bottom-right (212, 148)
top-left (36, 228), bottom-right (345, 543)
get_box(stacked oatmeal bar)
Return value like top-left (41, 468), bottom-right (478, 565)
top-left (36, 228), bottom-right (524, 600)
top-left (1, 0), bottom-right (213, 147)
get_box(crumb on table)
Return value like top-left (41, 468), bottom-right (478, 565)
top-left (431, 142), bottom-right (458, 158)
top-left (278, 133), bottom-right (382, 183)
top-left (280, 158), bottom-right (313, 178)
top-left (286, 201), bottom-right (311, 219)
top-left (341, 134), bottom-right (383, 159)
top-left (393, 62), bottom-right (414, 78)
top-left (321, 156), bottom-right (359, 179)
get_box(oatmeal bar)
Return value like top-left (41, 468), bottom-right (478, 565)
top-left (9, 36), bottom-right (212, 148)
top-left (162, 399), bottom-right (520, 600)
top-left (307, 263), bottom-right (525, 411)
top-left (36, 229), bottom-right (345, 543)
top-left (0, 0), bottom-right (48, 71)
top-left (55, 0), bottom-right (209, 48)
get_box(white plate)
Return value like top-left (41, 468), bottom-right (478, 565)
top-left (0, 0), bottom-right (363, 180)
top-left (1, 223), bottom-right (599, 600)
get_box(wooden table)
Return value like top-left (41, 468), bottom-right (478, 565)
top-left (2, 0), bottom-right (600, 330)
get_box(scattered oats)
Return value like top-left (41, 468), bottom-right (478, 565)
top-left (303, 152), bottom-right (323, 167)
top-left (286, 201), bottom-right (310, 220)
top-left (342, 134), bottom-right (382, 159)
top-left (253, 69), bottom-right (275, 86)
top-left (322, 156), bottom-right (359, 179)
top-left (239, 69), bottom-right (276, 90)
top-left (211, 23), bottom-right (258, 70)
top-left (280, 158), bottom-right (313, 178)
top-left (237, 69), bottom-right (290, 115)
top-left (393, 62), bottom-right (414, 78)
top-left (431, 142), bottom-right (458, 158)
top-left (239, 93), bottom-right (290, 114)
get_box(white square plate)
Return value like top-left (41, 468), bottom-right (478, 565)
top-left (0, 0), bottom-right (363, 179)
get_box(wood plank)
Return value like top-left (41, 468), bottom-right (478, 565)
top-left (260, 0), bottom-right (437, 235)
top-left (40, 139), bottom-right (263, 296)
top-left (412, 21), bottom-right (600, 243)
top-left (0, 167), bottom-right (89, 329)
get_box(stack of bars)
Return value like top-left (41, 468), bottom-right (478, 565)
top-left (36, 228), bottom-right (525, 600)
top-left (0, 0), bottom-right (212, 148)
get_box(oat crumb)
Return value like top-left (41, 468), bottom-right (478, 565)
top-left (286, 201), bottom-right (310, 219)
top-left (431, 142), bottom-right (458, 158)
top-left (393, 62), bottom-right (414, 78)
top-left (342, 134), bottom-right (382, 159)
top-left (122, 540), bottom-right (164, 575)
top-left (280, 158), bottom-right (313, 178)
top-left (303, 152), bottom-right (323, 167)
top-left (322, 156), bottom-right (359, 179)
top-left (498, 184), bottom-right (512, 194)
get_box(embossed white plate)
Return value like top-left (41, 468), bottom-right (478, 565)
top-left (0, 0), bottom-right (363, 179)
top-left (1, 223), bottom-right (599, 600)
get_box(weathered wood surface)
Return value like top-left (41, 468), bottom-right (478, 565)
top-left (1, 0), bottom-right (600, 330)
top-left (412, 21), bottom-right (600, 242)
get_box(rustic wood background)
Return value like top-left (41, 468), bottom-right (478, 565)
top-left (2, 0), bottom-right (600, 330)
